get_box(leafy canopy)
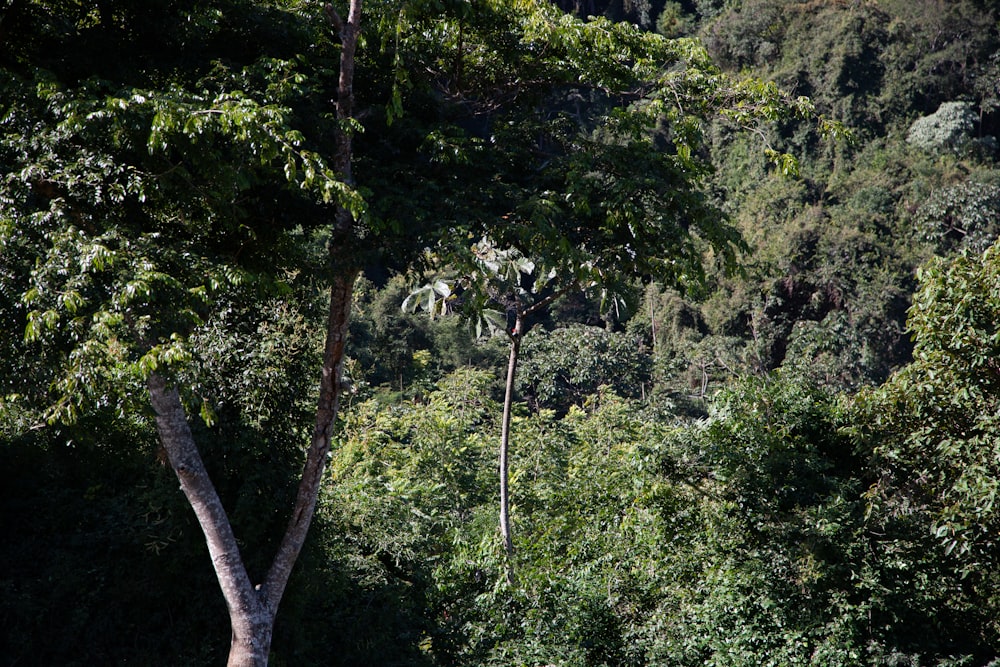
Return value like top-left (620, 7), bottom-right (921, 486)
top-left (388, 0), bottom-right (840, 326)
top-left (1, 0), bottom-right (359, 423)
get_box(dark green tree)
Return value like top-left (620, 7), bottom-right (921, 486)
top-left (517, 323), bottom-right (652, 413)
top-left (844, 243), bottom-right (1000, 661)
top-left (1, 0), bottom-right (365, 662)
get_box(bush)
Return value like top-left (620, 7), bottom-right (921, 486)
top-left (914, 178), bottom-right (1000, 253)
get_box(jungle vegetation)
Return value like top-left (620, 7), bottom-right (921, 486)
top-left (2, 0), bottom-right (1000, 664)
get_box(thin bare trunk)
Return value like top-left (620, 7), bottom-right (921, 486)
top-left (499, 314), bottom-right (522, 586)
top-left (264, 269), bottom-right (358, 605)
top-left (495, 287), bottom-right (575, 586)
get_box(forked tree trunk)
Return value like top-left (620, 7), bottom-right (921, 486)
top-left (148, 269), bottom-right (358, 666)
top-left (146, 2), bottom-right (363, 664)
top-left (147, 374), bottom-right (275, 666)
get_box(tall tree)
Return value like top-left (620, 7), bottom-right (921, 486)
top-left (1, 1), bottom-right (364, 663)
top-left (398, 0), bottom-right (842, 582)
top-left (142, 4), bottom-right (364, 662)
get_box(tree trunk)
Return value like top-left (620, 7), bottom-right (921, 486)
top-left (227, 616), bottom-right (274, 667)
top-left (495, 288), bottom-right (573, 586)
top-left (499, 313), bottom-right (523, 586)
top-left (146, 1), bottom-right (364, 664)
top-left (147, 373), bottom-right (274, 666)
top-left (147, 270), bottom-right (358, 666)
top-left (263, 267), bottom-right (358, 606)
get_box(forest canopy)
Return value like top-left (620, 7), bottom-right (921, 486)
top-left (2, 0), bottom-right (1000, 664)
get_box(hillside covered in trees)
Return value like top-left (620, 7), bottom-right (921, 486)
top-left (2, 0), bottom-right (1000, 664)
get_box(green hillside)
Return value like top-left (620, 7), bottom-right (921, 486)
top-left (2, 0), bottom-right (999, 664)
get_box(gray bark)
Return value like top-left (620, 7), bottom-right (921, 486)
top-left (145, 1), bottom-right (364, 664)
top-left (499, 314), bottom-right (522, 586)
top-left (263, 268), bottom-right (357, 607)
top-left (497, 286), bottom-right (575, 587)
top-left (147, 373), bottom-right (273, 666)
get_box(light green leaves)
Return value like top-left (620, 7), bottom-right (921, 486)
top-left (146, 83), bottom-right (365, 214)
top-left (402, 279), bottom-right (453, 319)
top-left (764, 148), bottom-right (800, 177)
top-left (906, 101), bottom-right (977, 152)
top-left (4, 46), bottom-right (363, 424)
top-left (471, 237), bottom-right (536, 287)
top-left (404, 237), bottom-right (552, 337)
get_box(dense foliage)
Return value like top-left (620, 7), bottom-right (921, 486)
top-left (3, 0), bottom-right (1000, 664)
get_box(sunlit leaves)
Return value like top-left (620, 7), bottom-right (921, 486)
top-left (145, 82), bottom-right (364, 211)
top-left (906, 101), bottom-right (977, 153)
top-left (519, 6), bottom-right (678, 87)
top-left (764, 148), bottom-right (800, 177)
top-left (855, 242), bottom-right (1000, 569)
top-left (914, 178), bottom-right (1000, 254)
top-left (402, 279), bottom-right (454, 319)
top-left (470, 238), bottom-right (536, 286)
top-left (1, 24), bottom-right (360, 423)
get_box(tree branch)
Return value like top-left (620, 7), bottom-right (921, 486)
top-left (146, 373), bottom-right (267, 635)
top-left (323, 2), bottom-right (343, 36)
top-left (263, 268), bottom-right (357, 611)
top-left (262, 0), bottom-right (364, 613)
top-left (521, 282), bottom-right (579, 317)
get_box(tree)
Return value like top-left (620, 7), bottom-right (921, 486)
top-left (906, 100), bottom-right (978, 152)
top-left (1, 1), bottom-right (364, 663)
top-left (914, 176), bottom-right (1000, 254)
top-left (843, 243), bottom-right (1000, 661)
top-left (147, 1), bottom-right (366, 659)
top-left (855, 243), bottom-right (1000, 573)
top-left (517, 323), bottom-right (652, 413)
top-left (398, 3), bottom-right (842, 582)
top-left (405, 242), bottom-right (568, 584)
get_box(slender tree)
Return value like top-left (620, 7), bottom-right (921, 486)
top-left (398, 2), bottom-right (842, 583)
